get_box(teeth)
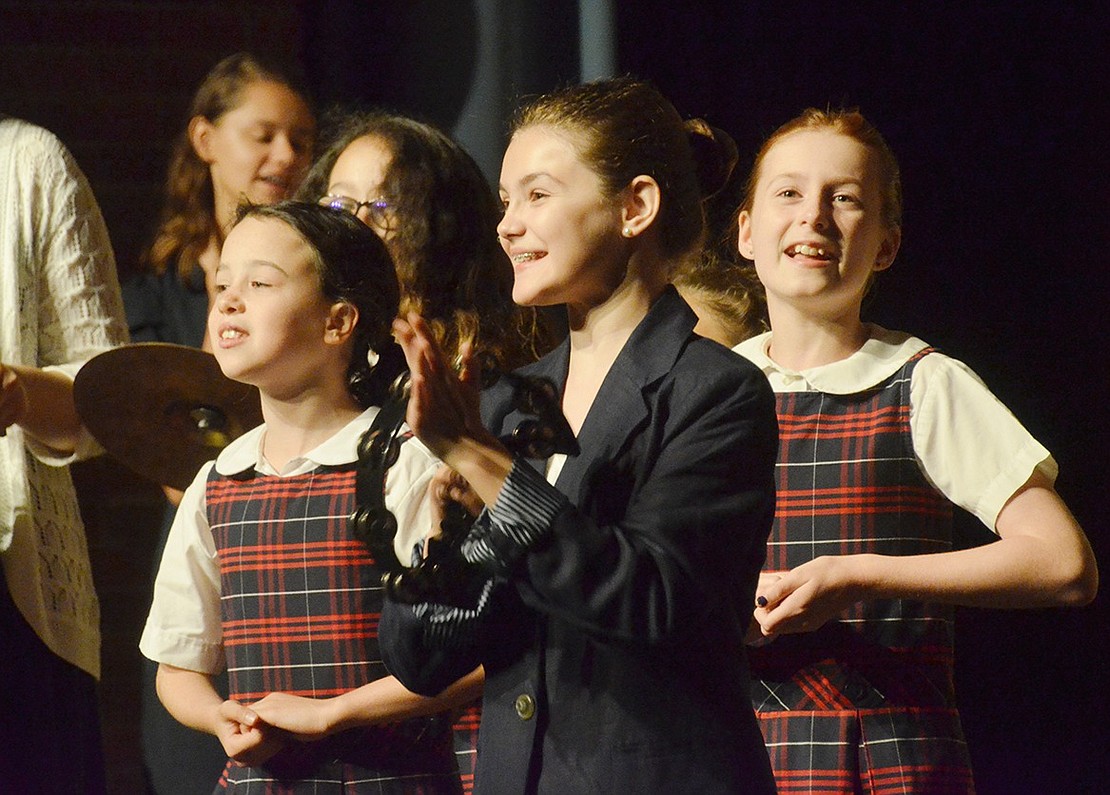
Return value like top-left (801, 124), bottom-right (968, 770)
top-left (794, 244), bottom-right (828, 257)
top-left (512, 252), bottom-right (540, 264)
top-left (220, 329), bottom-right (243, 340)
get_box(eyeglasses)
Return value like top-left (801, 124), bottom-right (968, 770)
top-left (318, 194), bottom-right (393, 233)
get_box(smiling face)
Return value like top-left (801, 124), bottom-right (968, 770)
top-left (209, 216), bottom-right (339, 397)
top-left (496, 125), bottom-right (625, 309)
top-left (195, 80), bottom-right (315, 217)
top-left (737, 129), bottom-right (900, 320)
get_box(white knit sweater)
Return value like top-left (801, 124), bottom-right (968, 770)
top-left (0, 117), bottom-right (127, 678)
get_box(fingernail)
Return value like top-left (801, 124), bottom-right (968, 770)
top-left (756, 595), bottom-right (767, 608)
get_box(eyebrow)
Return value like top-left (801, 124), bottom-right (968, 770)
top-left (215, 260), bottom-right (289, 276)
top-left (499, 171), bottom-right (562, 193)
top-left (768, 172), bottom-right (864, 185)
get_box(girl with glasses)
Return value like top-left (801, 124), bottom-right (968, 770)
top-left (298, 111), bottom-right (551, 375)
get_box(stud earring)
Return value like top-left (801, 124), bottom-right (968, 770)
top-left (622, 227), bottom-right (633, 238)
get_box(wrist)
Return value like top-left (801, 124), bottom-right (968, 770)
top-left (847, 553), bottom-right (889, 600)
top-left (326, 691), bottom-right (356, 734)
top-left (441, 435), bottom-right (513, 507)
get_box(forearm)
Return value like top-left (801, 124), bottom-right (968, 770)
top-left (327, 669), bottom-right (483, 733)
top-left (155, 663), bottom-right (225, 735)
top-left (440, 434), bottom-right (513, 510)
top-left (758, 481), bottom-right (1097, 636)
top-left (846, 536), bottom-right (1093, 609)
top-left (4, 365), bottom-right (82, 452)
top-left (905, 479), bottom-right (1097, 608)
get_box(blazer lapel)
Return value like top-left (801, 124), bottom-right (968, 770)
top-left (500, 340), bottom-right (571, 477)
top-left (554, 286), bottom-right (697, 504)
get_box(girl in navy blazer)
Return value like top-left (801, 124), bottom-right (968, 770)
top-left (383, 78), bottom-right (779, 794)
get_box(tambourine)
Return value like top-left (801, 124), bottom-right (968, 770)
top-left (349, 370), bottom-right (578, 608)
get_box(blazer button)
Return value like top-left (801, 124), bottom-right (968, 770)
top-left (514, 693), bottom-right (536, 721)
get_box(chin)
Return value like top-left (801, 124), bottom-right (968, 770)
top-left (512, 279), bottom-right (561, 308)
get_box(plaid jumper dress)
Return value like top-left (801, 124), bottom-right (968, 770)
top-left (749, 349), bottom-right (976, 794)
top-left (207, 464), bottom-right (460, 794)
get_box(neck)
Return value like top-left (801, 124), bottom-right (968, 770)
top-left (567, 260), bottom-right (665, 361)
top-left (560, 258), bottom-right (666, 434)
top-left (764, 299), bottom-right (870, 370)
top-left (258, 384), bottom-right (362, 471)
top-left (213, 193), bottom-right (236, 242)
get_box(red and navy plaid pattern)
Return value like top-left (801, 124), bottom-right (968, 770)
top-left (452, 701), bottom-right (481, 794)
top-left (207, 465), bottom-right (461, 794)
top-left (750, 349), bottom-right (976, 793)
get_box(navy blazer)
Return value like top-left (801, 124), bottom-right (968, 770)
top-left (382, 287), bottom-right (778, 793)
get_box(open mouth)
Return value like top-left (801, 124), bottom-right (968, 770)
top-left (511, 251), bottom-right (545, 265)
top-left (786, 243), bottom-right (836, 261)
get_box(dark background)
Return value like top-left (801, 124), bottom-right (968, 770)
top-left (1, 2), bottom-right (1106, 792)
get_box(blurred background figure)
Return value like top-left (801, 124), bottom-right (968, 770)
top-left (674, 250), bottom-right (766, 348)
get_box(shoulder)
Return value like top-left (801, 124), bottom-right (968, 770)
top-left (1, 117), bottom-right (76, 174)
top-left (673, 335), bottom-right (775, 407)
top-left (910, 347), bottom-right (1002, 402)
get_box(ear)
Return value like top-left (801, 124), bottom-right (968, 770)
top-left (188, 115), bottom-right (217, 164)
top-left (620, 175), bottom-right (661, 238)
top-left (874, 225), bottom-right (901, 272)
top-left (324, 301), bottom-right (359, 346)
top-left (736, 210), bottom-right (755, 261)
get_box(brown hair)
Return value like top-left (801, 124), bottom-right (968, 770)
top-left (511, 77), bottom-right (737, 266)
top-left (739, 107), bottom-right (902, 229)
top-left (299, 110), bottom-right (551, 371)
top-left (141, 53), bottom-right (312, 279)
top-left (673, 250), bottom-right (767, 347)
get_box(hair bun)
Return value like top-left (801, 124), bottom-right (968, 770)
top-left (685, 118), bottom-right (738, 200)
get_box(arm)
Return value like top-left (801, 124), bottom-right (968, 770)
top-left (156, 663), bottom-right (284, 766)
top-left (0, 363), bottom-right (81, 451)
top-left (754, 355), bottom-right (1099, 637)
top-left (755, 471), bottom-right (1097, 637)
top-left (392, 314), bottom-right (512, 508)
top-left (247, 668), bottom-right (483, 741)
top-left (9, 126), bottom-right (127, 456)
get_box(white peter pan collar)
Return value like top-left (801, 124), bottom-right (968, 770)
top-left (733, 324), bottom-right (931, 395)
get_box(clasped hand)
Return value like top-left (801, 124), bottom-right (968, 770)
top-left (217, 693), bottom-right (341, 766)
top-left (752, 555), bottom-right (866, 638)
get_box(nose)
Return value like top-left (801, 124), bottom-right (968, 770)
top-left (354, 204), bottom-right (376, 228)
top-left (269, 133), bottom-right (296, 167)
top-left (801, 194), bottom-right (830, 230)
top-left (214, 286), bottom-right (242, 314)
top-left (496, 202), bottom-right (523, 241)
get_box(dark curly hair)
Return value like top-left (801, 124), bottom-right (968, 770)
top-left (298, 110), bottom-right (551, 371)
